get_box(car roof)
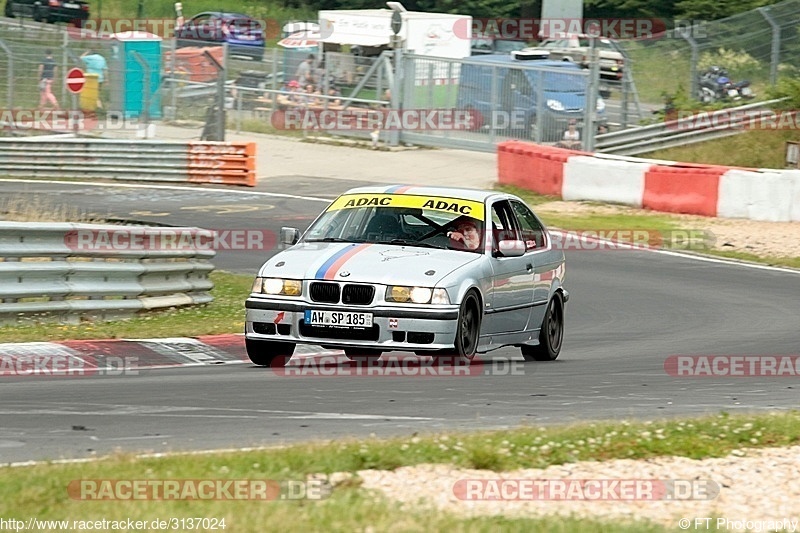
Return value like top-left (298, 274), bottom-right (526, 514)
top-left (195, 11), bottom-right (254, 19)
top-left (464, 55), bottom-right (582, 69)
top-left (341, 185), bottom-right (502, 203)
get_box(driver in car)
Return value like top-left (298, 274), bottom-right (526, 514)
top-left (447, 217), bottom-right (483, 250)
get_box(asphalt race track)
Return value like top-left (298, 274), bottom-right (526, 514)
top-left (1, 178), bottom-right (799, 464)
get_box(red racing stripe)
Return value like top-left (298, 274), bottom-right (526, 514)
top-left (323, 244), bottom-right (372, 280)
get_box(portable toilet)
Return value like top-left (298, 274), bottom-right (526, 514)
top-left (108, 31), bottom-right (162, 119)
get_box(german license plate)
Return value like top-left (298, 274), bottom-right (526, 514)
top-left (238, 35), bottom-right (255, 40)
top-left (63, 2), bottom-right (79, 7)
top-left (305, 310), bottom-right (373, 328)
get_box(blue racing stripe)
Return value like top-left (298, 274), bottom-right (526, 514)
top-left (314, 245), bottom-right (357, 279)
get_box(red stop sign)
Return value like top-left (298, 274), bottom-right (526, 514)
top-left (66, 68), bottom-right (85, 94)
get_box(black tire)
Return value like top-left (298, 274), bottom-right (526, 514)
top-left (436, 291), bottom-right (481, 365)
top-left (521, 293), bottom-right (564, 362)
top-left (5, 2), bottom-right (14, 18)
top-left (245, 338), bottom-right (295, 367)
top-left (33, 4), bottom-right (43, 22)
top-left (344, 348), bottom-right (382, 361)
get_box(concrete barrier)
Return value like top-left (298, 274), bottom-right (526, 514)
top-left (497, 140), bottom-right (800, 223)
top-left (564, 156), bottom-right (650, 207)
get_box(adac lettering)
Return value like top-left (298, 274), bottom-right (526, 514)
top-left (422, 199), bottom-right (472, 215)
top-left (344, 197), bottom-right (392, 207)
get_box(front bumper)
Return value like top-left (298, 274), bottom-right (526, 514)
top-left (245, 297), bottom-right (460, 351)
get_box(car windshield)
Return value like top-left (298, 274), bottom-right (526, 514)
top-left (542, 68), bottom-right (585, 91)
top-left (304, 193), bottom-right (486, 254)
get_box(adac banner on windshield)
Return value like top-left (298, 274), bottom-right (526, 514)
top-left (327, 194), bottom-right (485, 219)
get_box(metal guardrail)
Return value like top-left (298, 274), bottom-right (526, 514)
top-left (595, 98), bottom-right (787, 156)
top-left (0, 138), bottom-right (256, 186)
top-left (0, 222), bottom-right (215, 324)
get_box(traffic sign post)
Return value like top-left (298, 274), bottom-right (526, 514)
top-left (66, 68), bottom-right (85, 94)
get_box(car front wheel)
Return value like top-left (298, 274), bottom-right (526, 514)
top-left (521, 293), bottom-right (564, 361)
top-left (436, 291), bottom-right (481, 365)
top-left (245, 338), bottom-right (295, 367)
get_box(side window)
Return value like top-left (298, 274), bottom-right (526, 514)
top-left (490, 200), bottom-right (517, 251)
top-left (510, 200), bottom-right (546, 251)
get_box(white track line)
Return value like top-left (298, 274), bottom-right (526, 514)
top-left (1, 180), bottom-right (796, 272)
top-left (549, 229), bottom-right (800, 276)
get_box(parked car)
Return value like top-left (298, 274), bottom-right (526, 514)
top-left (4, 0), bottom-right (89, 25)
top-left (245, 186), bottom-right (568, 366)
top-left (456, 54), bottom-right (606, 142)
top-left (175, 12), bottom-right (265, 61)
top-left (522, 34), bottom-right (626, 81)
top-left (471, 36), bottom-right (529, 56)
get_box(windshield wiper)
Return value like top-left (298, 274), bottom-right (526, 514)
top-left (305, 237), bottom-right (363, 243)
top-left (379, 239), bottom-right (446, 250)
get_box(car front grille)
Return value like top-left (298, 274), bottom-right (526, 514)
top-left (310, 282), bottom-right (340, 303)
top-left (342, 284), bottom-right (374, 305)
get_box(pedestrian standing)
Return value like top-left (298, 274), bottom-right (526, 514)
top-left (38, 49), bottom-right (59, 110)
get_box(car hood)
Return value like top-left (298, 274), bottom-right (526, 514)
top-left (544, 90), bottom-right (586, 110)
top-left (259, 242), bottom-right (481, 286)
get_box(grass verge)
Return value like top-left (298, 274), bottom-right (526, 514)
top-left (3, 411), bottom-right (798, 531)
top-left (0, 271), bottom-right (251, 343)
top-left (640, 129), bottom-right (798, 169)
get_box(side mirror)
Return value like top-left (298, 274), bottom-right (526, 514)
top-left (496, 239), bottom-right (525, 257)
top-left (280, 227), bottom-right (300, 246)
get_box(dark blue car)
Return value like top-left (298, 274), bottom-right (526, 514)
top-left (176, 12), bottom-right (265, 61)
top-left (456, 55), bottom-right (606, 142)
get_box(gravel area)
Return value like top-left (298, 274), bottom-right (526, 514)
top-left (334, 445), bottom-right (800, 530)
top-left (536, 201), bottom-right (800, 260)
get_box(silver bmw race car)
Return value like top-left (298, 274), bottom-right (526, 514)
top-left (245, 185), bottom-right (568, 365)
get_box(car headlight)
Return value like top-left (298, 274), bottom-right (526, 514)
top-left (252, 277), bottom-right (302, 296)
top-left (596, 97), bottom-right (606, 112)
top-left (386, 286), bottom-right (450, 304)
top-left (546, 99), bottom-right (565, 111)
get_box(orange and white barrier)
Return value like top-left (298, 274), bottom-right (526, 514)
top-left (498, 141), bottom-right (800, 222)
top-left (187, 142), bottom-right (256, 187)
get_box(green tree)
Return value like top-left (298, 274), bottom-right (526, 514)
top-left (674, 0), bottom-right (779, 20)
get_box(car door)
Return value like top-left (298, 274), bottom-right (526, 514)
top-left (180, 13), bottom-right (211, 42)
top-left (509, 200), bottom-right (561, 330)
top-left (483, 200), bottom-right (534, 335)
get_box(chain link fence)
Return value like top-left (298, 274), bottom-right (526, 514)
top-left (4, 0), bottom-right (800, 147)
top-left (621, 0), bottom-right (800, 105)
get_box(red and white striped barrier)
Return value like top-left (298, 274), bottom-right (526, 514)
top-left (497, 141), bottom-right (800, 222)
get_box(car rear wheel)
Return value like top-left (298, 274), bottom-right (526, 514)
top-left (5, 1), bottom-right (14, 17)
top-left (436, 291), bottom-right (481, 365)
top-left (521, 293), bottom-right (564, 361)
top-left (245, 338), bottom-right (294, 367)
top-left (344, 348), bottom-right (382, 361)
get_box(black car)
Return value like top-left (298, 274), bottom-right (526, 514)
top-left (4, 0), bottom-right (89, 25)
top-left (175, 12), bottom-right (265, 61)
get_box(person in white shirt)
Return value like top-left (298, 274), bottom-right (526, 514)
top-left (560, 119), bottom-right (582, 149)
